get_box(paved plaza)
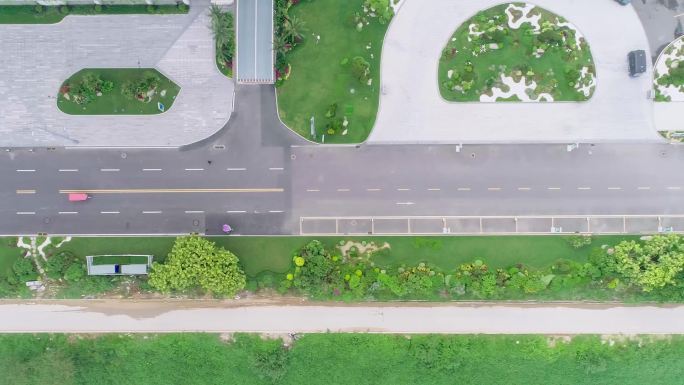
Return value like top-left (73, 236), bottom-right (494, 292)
top-left (369, 0), bottom-right (661, 143)
top-left (0, 0), bottom-right (234, 147)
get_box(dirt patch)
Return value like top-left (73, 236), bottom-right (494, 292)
top-left (337, 240), bottom-right (390, 257)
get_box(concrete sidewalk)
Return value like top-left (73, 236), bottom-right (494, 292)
top-left (2, 300), bottom-right (684, 334)
top-left (369, 0), bottom-right (660, 144)
top-left (0, 0), bottom-right (234, 147)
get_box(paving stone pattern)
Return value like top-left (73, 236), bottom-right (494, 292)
top-left (0, 0), bottom-right (234, 147)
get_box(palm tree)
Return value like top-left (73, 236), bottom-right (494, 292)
top-left (209, 5), bottom-right (230, 49)
top-left (273, 32), bottom-right (291, 57)
top-left (283, 15), bottom-right (306, 43)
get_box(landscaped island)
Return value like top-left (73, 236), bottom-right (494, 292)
top-left (57, 68), bottom-right (180, 115)
top-left (275, 0), bottom-right (394, 143)
top-left (439, 3), bottom-right (595, 102)
top-left (654, 36), bottom-right (684, 102)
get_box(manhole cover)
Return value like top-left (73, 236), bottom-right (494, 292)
top-left (121, 152), bottom-right (127, 159)
top-left (193, 220), bottom-right (200, 226)
top-left (43, 217), bottom-right (50, 224)
top-left (291, 154), bottom-right (296, 160)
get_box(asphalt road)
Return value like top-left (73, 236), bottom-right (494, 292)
top-left (3, 300), bottom-right (684, 334)
top-left (1, 85), bottom-right (683, 235)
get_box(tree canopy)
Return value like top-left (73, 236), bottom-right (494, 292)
top-left (604, 234), bottom-right (684, 292)
top-left (149, 236), bottom-right (246, 296)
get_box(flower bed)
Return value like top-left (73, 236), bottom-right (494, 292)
top-left (439, 3), bottom-right (596, 102)
top-left (654, 36), bottom-right (684, 102)
top-left (57, 68), bottom-right (180, 115)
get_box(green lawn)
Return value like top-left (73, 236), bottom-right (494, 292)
top-left (0, 238), bottom-right (22, 280)
top-left (276, 0), bottom-right (389, 143)
top-left (57, 68), bottom-right (180, 115)
top-left (0, 4), bottom-right (188, 24)
top-left (439, 3), bottom-right (595, 102)
top-left (1, 333), bottom-right (683, 384)
top-left (49, 235), bottom-right (635, 276)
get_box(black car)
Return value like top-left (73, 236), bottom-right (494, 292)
top-left (628, 50), bottom-right (646, 77)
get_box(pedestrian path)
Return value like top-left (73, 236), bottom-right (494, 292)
top-left (0, 0), bottom-right (233, 147)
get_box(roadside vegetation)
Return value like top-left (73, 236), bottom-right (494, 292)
top-left (276, 0), bottom-right (393, 143)
top-left (57, 68), bottom-right (180, 115)
top-left (0, 3), bottom-right (189, 24)
top-left (2, 333), bottom-right (684, 384)
top-left (4, 234), bottom-right (684, 302)
top-left (209, 5), bottom-right (235, 78)
top-left (439, 3), bottom-right (595, 102)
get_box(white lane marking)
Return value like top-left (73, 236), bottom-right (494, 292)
top-left (142, 211), bottom-right (162, 214)
top-left (667, 187), bottom-right (682, 190)
top-left (58, 211), bottom-right (78, 215)
top-left (16, 169), bottom-right (35, 172)
top-left (457, 187), bottom-right (471, 191)
top-left (227, 210), bottom-right (246, 213)
top-left (268, 210), bottom-right (284, 213)
top-left (396, 202), bottom-right (415, 205)
top-left (16, 211), bottom-right (35, 215)
top-left (577, 187), bottom-right (592, 190)
top-left (143, 168), bottom-right (162, 172)
top-left (547, 187), bottom-right (561, 190)
top-left (306, 189), bottom-right (320, 192)
top-left (517, 187), bottom-right (531, 191)
top-left (637, 186), bottom-right (651, 190)
top-left (427, 188), bottom-right (441, 191)
top-left (58, 169), bottom-right (78, 172)
top-left (100, 211), bottom-right (120, 214)
top-left (16, 189), bottom-right (36, 194)
top-left (100, 168), bottom-right (120, 172)
top-left (366, 188), bottom-right (382, 192)
top-left (488, 187), bottom-right (502, 191)
top-left (397, 188), bottom-right (411, 191)
top-left (269, 167), bottom-right (284, 171)
top-left (607, 187), bottom-right (622, 190)
top-left (184, 168), bottom-right (204, 171)
top-left (227, 168), bottom-right (247, 171)
top-left (184, 210), bottom-right (204, 214)
top-left (337, 188), bottom-right (350, 192)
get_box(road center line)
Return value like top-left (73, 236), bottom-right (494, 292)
top-left (366, 188), bottom-right (382, 192)
top-left (577, 187), bottom-right (592, 190)
top-left (269, 167), bottom-right (284, 171)
top-left (142, 168), bottom-right (162, 172)
top-left (100, 168), bottom-right (120, 172)
top-left (667, 187), bottom-right (682, 190)
top-left (227, 168), bottom-right (247, 171)
top-left (142, 211), bottom-right (162, 214)
top-left (16, 169), bottom-right (35, 172)
top-left (184, 168), bottom-right (204, 171)
top-left (547, 187), bottom-right (561, 190)
top-left (227, 210), bottom-right (246, 213)
top-left (184, 210), bottom-right (204, 214)
top-left (457, 187), bottom-right (471, 191)
top-left (396, 202), bottom-right (415, 205)
top-left (58, 169), bottom-right (78, 172)
top-left (637, 187), bottom-right (651, 190)
top-left (337, 188), bottom-right (350, 192)
top-left (268, 210), bottom-right (284, 213)
top-left (306, 189), bottom-right (320, 192)
top-left (607, 187), bottom-right (622, 190)
top-left (517, 187), bottom-right (531, 191)
top-left (59, 188), bottom-right (284, 194)
top-left (100, 211), bottom-right (120, 214)
top-left (15, 189), bottom-right (36, 194)
top-left (427, 188), bottom-right (441, 191)
top-left (58, 211), bottom-right (78, 215)
top-left (397, 188), bottom-right (411, 191)
top-left (16, 211), bottom-right (35, 215)
top-left (488, 187), bottom-right (501, 191)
